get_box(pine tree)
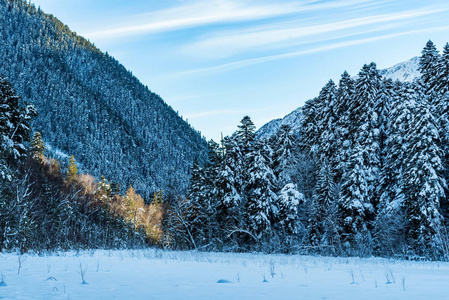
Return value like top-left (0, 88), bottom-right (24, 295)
top-left (237, 116), bottom-right (256, 154)
top-left (375, 81), bottom-right (411, 255)
top-left (276, 183), bottom-right (302, 244)
top-left (271, 125), bottom-right (297, 185)
top-left (339, 147), bottom-right (374, 254)
top-left (216, 136), bottom-right (244, 246)
top-left (316, 80), bottom-right (338, 165)
top-left (309, 161), bottom-right (337, 248)
top-left (335, 71), bottom-right (355, 178)
top-left (31, 131), bottom-right (45, 159)
top-left (403, 95), bottom-right (446, 256)
top-left (435, 43), bottom-right (449, 95)
top-left (245, 140), bottom-right (277, 242)
top-left (419, 40), bottom-right (440, 93)
top-left (299, 97), bottom-right (319, 156)
top-left (353, 63), bottom-right (382, 208)
top-left (0, 76), bottom-right (36, 179)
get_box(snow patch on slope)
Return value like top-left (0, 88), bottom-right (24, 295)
top-left (380, 56), bottom-right (420, 82)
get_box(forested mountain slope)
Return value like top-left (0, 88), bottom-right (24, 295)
top-left (257, 57), bottom-right (420, 139)
top-left (0, 0), bottom-right (208, 198)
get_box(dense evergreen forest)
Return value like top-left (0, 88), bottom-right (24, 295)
top-left (0, 0), bottom-right (208, 199)
top-left (2, 0), bottom-right (449, 261)
top-left (178, 41), bottom-right (449, 260)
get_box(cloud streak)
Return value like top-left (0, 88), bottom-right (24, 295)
top-left (182, 8), bottom-right (444, 58)
top-left (86, 0), bottom-right (375, 40)
top-left (179, 25), bottom-right (449, 75)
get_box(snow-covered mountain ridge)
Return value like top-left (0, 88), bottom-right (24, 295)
top-left (257, 57), bottom-right (420, 139)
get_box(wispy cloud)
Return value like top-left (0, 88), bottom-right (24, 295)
top-left (182, 8), bottom-right (444, 58)
top-left (179, 25), bottom-right (449, 75)
top-left (86, 0), bottom-right (374, 40)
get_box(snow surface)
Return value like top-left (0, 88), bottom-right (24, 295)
top-left (0, 249), bottom-right (448, 299)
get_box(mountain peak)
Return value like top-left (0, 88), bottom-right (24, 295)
top-left (257, 57), bottom-right (420, 139)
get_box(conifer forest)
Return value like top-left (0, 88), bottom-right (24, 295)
top-left (2, 0), bottom-right (449, 263)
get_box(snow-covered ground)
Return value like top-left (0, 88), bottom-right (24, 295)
top-left (0, 249), bottom-right (448, 299)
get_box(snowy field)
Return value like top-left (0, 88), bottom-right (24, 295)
top-left (0, 250), bottom-right (448, 299)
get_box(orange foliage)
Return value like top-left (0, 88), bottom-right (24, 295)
top-left (38, 154), bottom-right (166, 246)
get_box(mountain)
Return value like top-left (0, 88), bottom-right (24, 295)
top-left (256, 107), bottom-right (302, 139)
top-left (257, 57), bottom-right (420, 139)
top-left (0, 0), bottom-right (208, 199)
top-left (379, 56), bottom-right (420, 82)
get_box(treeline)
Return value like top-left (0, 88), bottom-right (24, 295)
top-left (0, 76), bottom-right (165, 252)
top-left (177, 41), bottom-right (449, 260)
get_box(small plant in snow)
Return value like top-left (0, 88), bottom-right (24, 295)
top-left (349, 270), bottom-right (357, 284)
top-left (269, 259), bottom-right (276, 278)
top-left (96, 260), bottom-right (100, 272)
top-left (78, 261), bottom-right (88, 284)
top-left (17, 254), bottom-right (26, 274)
top-left (0, 273), bottom-right (7, 287)
top-left (375, 280), bottom-right (378, 288)
top-left (262, 273), bottom-right (269, 283)
top-left (402, 277), bottom-right (406, 291)
top-left (389, 270), bottom-right (396, 283)
top-left (385, 273), bottom-right (392, 284)
top-left (236, 273), bottom-right (240, 283)
top-left (47, 264), bottom-right (52, 273)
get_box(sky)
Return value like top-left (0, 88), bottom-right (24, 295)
top-left (30, 0), bottom-right (449, 141)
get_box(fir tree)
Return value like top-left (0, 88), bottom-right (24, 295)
top-left (237, 116), bottom-right (256, 155)
top-left (31, 131), bottom-right (45, 159)
top-left (245, 140), bottom-right (277, 241)
top-left (309, 161), bottom-right (337, 248)
top-left (215, 136), bottom-right (244, 248)
top-left (334, 71), bottom-right (355, 178)
top-left (419, 40), bottom-right (440, 93)
top-left (271, 125), bottom-right (297, 185)
top-left (403, 96), bottom-right (446, 255)
top-left (0, 76), bottom-right (36, 165)
top-left (276, 183), bottom-right (302, 244)
top-left (435, 43), bottom-right (449, 95)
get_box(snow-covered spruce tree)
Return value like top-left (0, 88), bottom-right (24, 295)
top-left (216, 136), bottom-right (244, 248)
top-left (435, 43), bottom-right (449, 95)
top-left (432, 43), bottom-right (449, 221)
top-left (0, 76), bottom-right (36, 179)
top-left (186, 161), bottom-right (210, 247)
top-left (419, 40), bottom-right (440, 93)
top-left (403, 93), bottom-right (446, 257)
top-left (299, 97), bottom-right (319, 157)
top-left (338, 63), bottom-right (382, 255)
top-left (185, 139), bottom-right (225, 250)
top-left (270, 125), bottom-right (298, 186)
top-left (339, 146), bottom-right (374, 255)
top-left (316, 80), bottom-right (338, 165)
top-left (245, 139), bottom-right (277, 248)
top-left (30, 131), bottom-right (45, 159)
top-left (309, 161), bottom-right (339, 252)
top-left (374, 81), bottom-right (412, 256)
top-left (334, 71), bottom-right (355, 178)
top-left (237, 115), bottom-right (256, 155)
top-left (276, 183), bottom-right (303, 248)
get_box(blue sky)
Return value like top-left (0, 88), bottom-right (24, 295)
top-left (31, 0), bottom-right (449, 141)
